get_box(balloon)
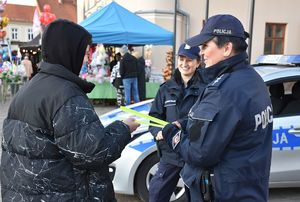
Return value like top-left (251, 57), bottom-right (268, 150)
top-left (3, 47), bottom-right (8, 53)
top-left (40, 10), bottom-right (56, 25)
top-left (44, 16), bottom-right (50, 25)
top-left (43, 4), bottom-right (51, 12)
top-left (2, 53), bottom-right (7, 60)
top-left (2, 16), bottom-right (9, 27)
top-left (49, 13), bottom-right (55, 21)
top-left (39, 15), bottom-right (44, 23)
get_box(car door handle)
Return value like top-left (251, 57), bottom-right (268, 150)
top-left (288, 128), bottom-right (300, 137)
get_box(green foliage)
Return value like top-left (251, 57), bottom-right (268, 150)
top-left (0, 70), bottom-right (21, 83)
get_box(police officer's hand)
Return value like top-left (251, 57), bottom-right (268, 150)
top-left (122, 118), bottom-right (140, 133)
top-left (173, 121), bottom-right (181, 129)
top-left (174, 118), bottom-right (188, 131)
top-left (155, 131), bottom-right (163, 140)
top-left (162, 123), bottom-right (180, 144)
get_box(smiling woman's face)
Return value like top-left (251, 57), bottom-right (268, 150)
top-left (177, 55), bottom-right (200, 77)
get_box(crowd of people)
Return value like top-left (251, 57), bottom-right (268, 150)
top-left (1, 14), bottom-right (273, 202)
top-left (77, 43), bottom-right (148, 107)
top-left (0, 53), bottom-right (34, 99)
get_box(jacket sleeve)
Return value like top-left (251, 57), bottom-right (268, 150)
top-left (148, 88), bottom-right (166, 137)
top-left (52, 95), bottom-right (131, 170)
top-left (174, 88), bottom-right (241, 168)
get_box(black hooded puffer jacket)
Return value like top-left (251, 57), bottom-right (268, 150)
top-left (1, 19), bottom-right (130, 201)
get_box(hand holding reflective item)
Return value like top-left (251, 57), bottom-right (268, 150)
top-left (120, 106), bottom-right (168, 127)
top-left (172, 121), bottom-right (181, 129)
top-left (176, 118), bottom-right (188, 131)
top-left (162, 123), bottom-right (181, 149)
top-left (123, 117), bottom-right (140, 133)
top-left (155, 131), bottom-right (163, 141)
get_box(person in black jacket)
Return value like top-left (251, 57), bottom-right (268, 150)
top-left (133, 51), bottom-right (146, 101)
top-left (148, 43), bottom-right (206, 202)
top-left (119, 45), bottom-right (140, 105)
top-left (0, 19), bottom-right (139, 201)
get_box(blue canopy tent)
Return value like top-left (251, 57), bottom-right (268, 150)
top-left (79, 1), bottom-right (173, 45)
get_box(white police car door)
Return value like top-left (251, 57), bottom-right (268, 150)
top-left (271, 116), bottom-right (300, 185)
top-left (269, 81), bottom-right (300, 186)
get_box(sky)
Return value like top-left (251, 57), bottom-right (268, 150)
top-left (6, 0), bottom-right (37, 6)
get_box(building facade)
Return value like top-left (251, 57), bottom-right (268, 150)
top-left (2, 0), bottom-right (77, 54)
top-left (2, 4), bottom-right (36, 52)
top-left (78, 0), bottom-right (300, 72)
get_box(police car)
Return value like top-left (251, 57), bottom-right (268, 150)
top-left (100, 55), bottom-right (300, 202)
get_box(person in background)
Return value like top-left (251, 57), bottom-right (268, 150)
top-left (148, 43), bottom-right (206, 202)
top-left (0, 19), bottom-right (139, 201)
top-left (21, 54), bottom-right (33, 82)
top-left (119, 45), bottom-right (140, 105)
top-left (132, 51), bottom-right (146, 101)
top-left (162, 14), bottom-right (273, 201)
top-left (30, 55), bottom-right (39, 78)
top-left (109, 52), bottom-right (121, 74)
top-left (110, 52), bottom-right (125, 106)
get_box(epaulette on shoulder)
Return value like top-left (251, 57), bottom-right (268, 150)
top-left (207, 73), bottom-right (230, 89)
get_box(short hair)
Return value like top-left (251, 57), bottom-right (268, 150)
top-left (212, 36), bottom-right (248, 53)
top-left (120, 45), bottom-right (128, 55)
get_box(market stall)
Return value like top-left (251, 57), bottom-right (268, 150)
top-left (79, 1), bottom-right (173, 45)
top-left (79, 1), bottom-right (172, 101)
top-left (87, 81), bottom-right (160, 100)
top-left (19, 34), bottom-right (41, 76)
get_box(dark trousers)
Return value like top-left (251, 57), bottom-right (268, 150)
top-left (149, 161), bottom-right (182, 202)
top-left (116, 86), bottom-right (125, 106)
top-left (188, 182), bottom-right (204, 202)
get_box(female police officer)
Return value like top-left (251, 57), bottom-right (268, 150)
top-left (162, 14), bottom-right (273, 202)
top-left (148, 43), bottom-right (205, 202)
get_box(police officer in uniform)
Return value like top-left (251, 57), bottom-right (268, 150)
top-left (162, 14), bottom-right (273, 202)
top-left (148, 43), bottom-right (207, 202)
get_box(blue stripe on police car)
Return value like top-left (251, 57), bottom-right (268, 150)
top-left (273, 126), bottom-right (300, 150)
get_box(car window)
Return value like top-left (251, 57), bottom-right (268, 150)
top-left (268, 80), bottom-right (300, 117)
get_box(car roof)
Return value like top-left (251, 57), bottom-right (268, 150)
top-left (254, 65), bottom-right (300, 84)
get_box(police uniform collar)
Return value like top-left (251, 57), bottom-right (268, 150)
top-left (201, 52), bottom-right (248, 81)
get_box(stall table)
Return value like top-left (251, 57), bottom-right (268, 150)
top-left (87, 81), bottom-right (160, 100)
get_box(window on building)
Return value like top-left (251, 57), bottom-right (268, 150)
top-left (11, 28), bottom-right (18, 40)
top-left (264, 23), bottom-right (286, 54)
top-left (88, 0), bottom-right (96, 9)
top-left (28, 28), bottom-right (33, 41)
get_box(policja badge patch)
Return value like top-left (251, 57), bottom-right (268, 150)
top-left (172, 131), bottom-right (181, 149)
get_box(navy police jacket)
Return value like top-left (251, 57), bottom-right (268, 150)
top-left (149, 69), bottom-right (207, 167)
top-left (170, 53), bottom-right (273, 201)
